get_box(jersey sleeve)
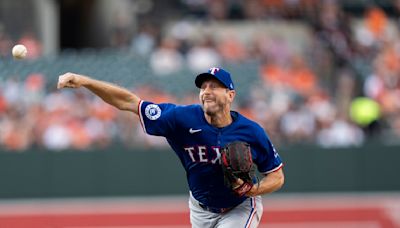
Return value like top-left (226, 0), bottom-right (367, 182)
top-left (252, 126), bottom-right (283, 174)
top-left (138, 100), bottom-right (177, 137)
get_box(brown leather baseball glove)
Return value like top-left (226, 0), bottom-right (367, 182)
top-left (221, 141), bottom-right (255, 197)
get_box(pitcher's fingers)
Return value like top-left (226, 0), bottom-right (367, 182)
top-left (57, 81), bottom-right (63, 89)
top-left (57, 75), bottom-right (68, 89)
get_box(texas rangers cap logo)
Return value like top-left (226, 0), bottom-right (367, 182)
top-left (195, 66), bottom-right (235, 90)
top-left (145, 104), bottom-right (162, 120)
top-left (209, 67), bottom-right (220, 75)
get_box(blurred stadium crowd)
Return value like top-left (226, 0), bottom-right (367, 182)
top-left (1, 0), bottom-right (400, 151)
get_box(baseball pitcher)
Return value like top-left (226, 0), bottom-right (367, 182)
top-left (57, 67), bottom-right (284, 228)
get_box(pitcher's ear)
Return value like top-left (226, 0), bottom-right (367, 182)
top-left (228, 90), bottom-right (236, 102)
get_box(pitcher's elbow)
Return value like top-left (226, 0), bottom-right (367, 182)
top-left (275, 171), bottom-right (285, 190)
top-left (278, 174), bottom-right (285, 189)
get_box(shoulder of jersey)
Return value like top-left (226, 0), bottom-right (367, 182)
top-left (174, 104), bottom-right (202, 112)
top-left (237, 112), bottom-right (263, 130)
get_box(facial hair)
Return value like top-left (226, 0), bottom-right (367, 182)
top-left (203, 98), bottom-right (226, 116)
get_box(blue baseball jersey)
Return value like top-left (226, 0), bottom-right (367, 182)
top-left (138, 101), bottom-right (283, 208)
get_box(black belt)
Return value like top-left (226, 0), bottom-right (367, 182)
top-left (199, 203), bottom-right (233, 214)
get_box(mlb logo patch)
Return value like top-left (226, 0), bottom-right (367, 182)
top-left (145, 104), bottom-right (162, 120)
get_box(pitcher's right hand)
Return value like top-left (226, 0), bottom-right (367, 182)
top-left (57, 73), bottom-right (87, 89)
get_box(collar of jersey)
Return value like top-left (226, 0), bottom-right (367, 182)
top-left (197, 105), bottom-right (239, 132)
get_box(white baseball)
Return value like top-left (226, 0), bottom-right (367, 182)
top-left (12, 44), bottom-right (28, 59)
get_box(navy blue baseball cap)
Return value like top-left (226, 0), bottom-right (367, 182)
top-left (195, 67), bottom-right (235, 90)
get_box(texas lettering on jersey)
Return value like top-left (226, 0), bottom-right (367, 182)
top-left (184, 146), bottom-right (221, 164)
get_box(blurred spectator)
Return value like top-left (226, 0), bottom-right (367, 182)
top-left (150, 37), bottom-right (184, 76)
top-left (0, 106), bottom-right (33, 151)
top-left (364, 6), bottom-right (389, 42)
top-left (186, 36), bottom-right (221, 72)
top-left (42, 122), bottom-right (72, 150)
top-left (280, 101), bottom-right (316, 143)
top-left (24, 73), bottom-right (45, 105)
top-left (207, 0), bottom-right (229, 21)
top-left (168, 20), bottom-right (196, 55)
top-left (306, 91), bottom-right (337, 128)
top-left (288, 55), bottom-right (318, 96)
top-left (130, 24), bottom-right (158, 56)
top-left (2, 77), bottom-right (24, 109)
top-left (317, 116), bottom-right (364, 148)
top-left (260, 59), bottom-right (289, 88)
top-left (313, 0), bottom-right (353, 70)
top-left (244, 0), bottom-right (267, 19)
top-left (335, 68), bottom-right (356, 118)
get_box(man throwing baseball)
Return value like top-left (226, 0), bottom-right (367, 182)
top-left (57, 67), bottom-right (284, 228)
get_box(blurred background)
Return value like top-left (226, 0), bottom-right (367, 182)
top-left (0, 0), bottom-right (400, 227)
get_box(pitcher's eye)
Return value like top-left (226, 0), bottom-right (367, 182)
top-left (201, 84), bottom-right (214, 90)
